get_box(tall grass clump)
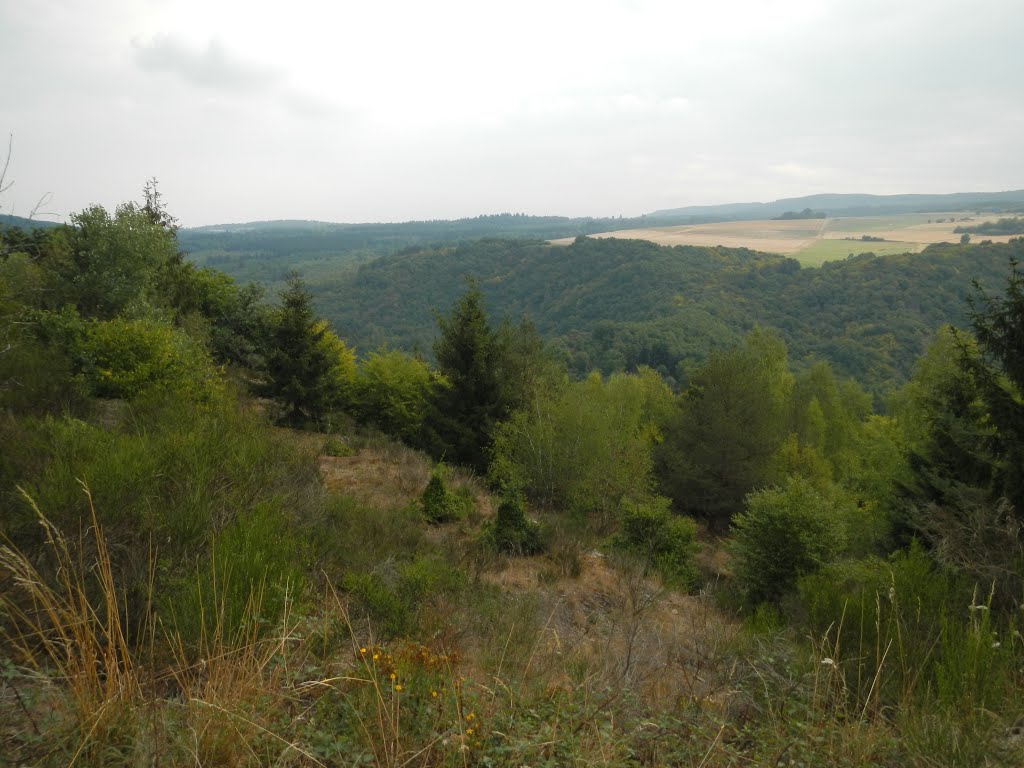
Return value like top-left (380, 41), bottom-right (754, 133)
top-left (0, 486), bottom-right (323, 767)
top-left (798, 543), bottom-right (1024, 765)
top-left (0, 486), bottom-right (144, 762)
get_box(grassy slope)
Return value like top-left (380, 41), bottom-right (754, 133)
top-left (8, 416), bottom-right (1019, 766)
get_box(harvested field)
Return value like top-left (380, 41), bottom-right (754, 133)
top-left (553, 211), bottom-right (1017, 266)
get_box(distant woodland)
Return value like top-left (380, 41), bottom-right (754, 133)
top-left (198, 232), bottom-right (1019, 399)
top-left (955, 216), bottom-right (1024, 235)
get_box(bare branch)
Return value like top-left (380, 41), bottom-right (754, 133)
top-left (29, 192), bottom-right (56, 221)
top-left (0, 134), bottom-right (13, 198)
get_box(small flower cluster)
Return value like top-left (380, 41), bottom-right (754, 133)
top-left (355, 641), bottom-right (466, 705)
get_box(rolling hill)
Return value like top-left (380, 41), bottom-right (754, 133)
top-left (312, 236), bottom-right (1023, 397)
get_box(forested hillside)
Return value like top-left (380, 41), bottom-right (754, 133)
top-left (310, 235), bottom-right (1022, 395)
top-left (2, 193), bottom-right (1023, 767)
top-left (178, 212), bottom-right (695, 286)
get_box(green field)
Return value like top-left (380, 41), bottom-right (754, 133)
top-left (795, 238), bottom-right (921, 266)
top-left (823, 214), bottom-right (935, 233)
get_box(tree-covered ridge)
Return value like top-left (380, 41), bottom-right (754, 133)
top-left (954, 216), bottom-right (1024, 235)
top-left (650, 189), bottom-right (1024, 219)
top-left (177, 211), bottom-right (703, 286)
top-left (310, 235), bottom-right (1023, 395)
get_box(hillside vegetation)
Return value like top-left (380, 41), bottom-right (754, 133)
top-left (312, 235), bottom-right (1022, 396)
top-left (2, 190), bottom-right (1023, 767)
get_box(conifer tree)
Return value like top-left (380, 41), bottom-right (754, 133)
top-left (264, 273), bottom-right (345, 426)
top-left (431, 282), bottom-right (502, 472)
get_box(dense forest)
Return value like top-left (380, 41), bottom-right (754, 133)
top-left (178, 212), bottom-right (699, 286)
top-left (1, 188), bottom-right (1023, 766)
top-left (303, 235), bottom-right (1021, 398)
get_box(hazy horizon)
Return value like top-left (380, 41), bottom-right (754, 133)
top-left (3, 0), bottom-right (1022, 227)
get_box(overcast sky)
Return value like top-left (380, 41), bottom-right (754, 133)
top-left (2, 0), bottom-right (1022, 226)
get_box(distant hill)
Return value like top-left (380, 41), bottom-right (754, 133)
top-left (179, 212), bottom-right (704, 287)
top-left (0, 213), bottom-right (61, 230)
top-left (311, 236), bottom-right (1023, 397)
top-left (649, 190), bottom-right (1024, 220)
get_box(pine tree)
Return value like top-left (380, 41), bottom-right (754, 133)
top-left (431, 283), bottom-right (502, 472)
top-left (263, 274), bottom-right (337, 426)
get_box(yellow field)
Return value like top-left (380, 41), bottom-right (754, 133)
top-left (552, 213), bottom-right (1017, 266)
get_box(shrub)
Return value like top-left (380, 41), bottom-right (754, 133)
top-left (483, 494), bottom-right (543, 556)
top-left (610, 496), bottom-right (698, 589)
top-left (322, 435), bottom-right (353, 457)
top-left (420, 465), bottom-right (473, 524)
top-left (343, 555), bottom-right (465, 638)
top-left (731, 476), bottom-right (846, 604)
top-left (5, 394), bottom-right (320, 648)
top-left (76, 316), bottom-right (221, 401)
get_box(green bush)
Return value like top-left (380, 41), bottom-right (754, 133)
top-left (343, 555), bottom-right (465, 638)
top-left (482, 494), bottom-right (543, 556)
top-left (322, 435), bottom-right (354, 457)
top-left (352, 348), bottom-right (443, 445)
top-left (731, 476), bottom-right (846, 604)
top-left (4, 394), bottom-right (320, 647)
top-left (76, 316), bottom-right (222, 401)
top-left (610, 496), bottom-right (698, 589)
top-left (420, 465), bottom-right (473, 524)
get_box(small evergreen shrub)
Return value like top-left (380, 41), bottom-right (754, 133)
top-left (731, 476), bottom-right (846, 604)
top-left (610, 496), bottom-right (698, 589)
top-left (420, 465), bottom-right (472, 524)
top-left (483, 494), bottom-right (543, 556)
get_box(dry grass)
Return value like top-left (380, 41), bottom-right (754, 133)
top-left (317, 440), bottom-right (432, 510)
top-left (0, 485), bottom-right (143, 750)
top-left (0, 485), bottom-right (322, 767)
top-left (317, 440), bottom-right (494, 525)
top-left (478, 548), bottom-right (742, 709)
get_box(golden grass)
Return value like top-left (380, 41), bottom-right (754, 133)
top-left (0, 485), bottom-right (142, 744)
top-left (0, 485), bottom-right (322, 767)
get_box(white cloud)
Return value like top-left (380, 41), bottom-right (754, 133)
top-left (1, 0), bottom-right (1022, 225)
top-left (132, 36), bottom-right (281, 91)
